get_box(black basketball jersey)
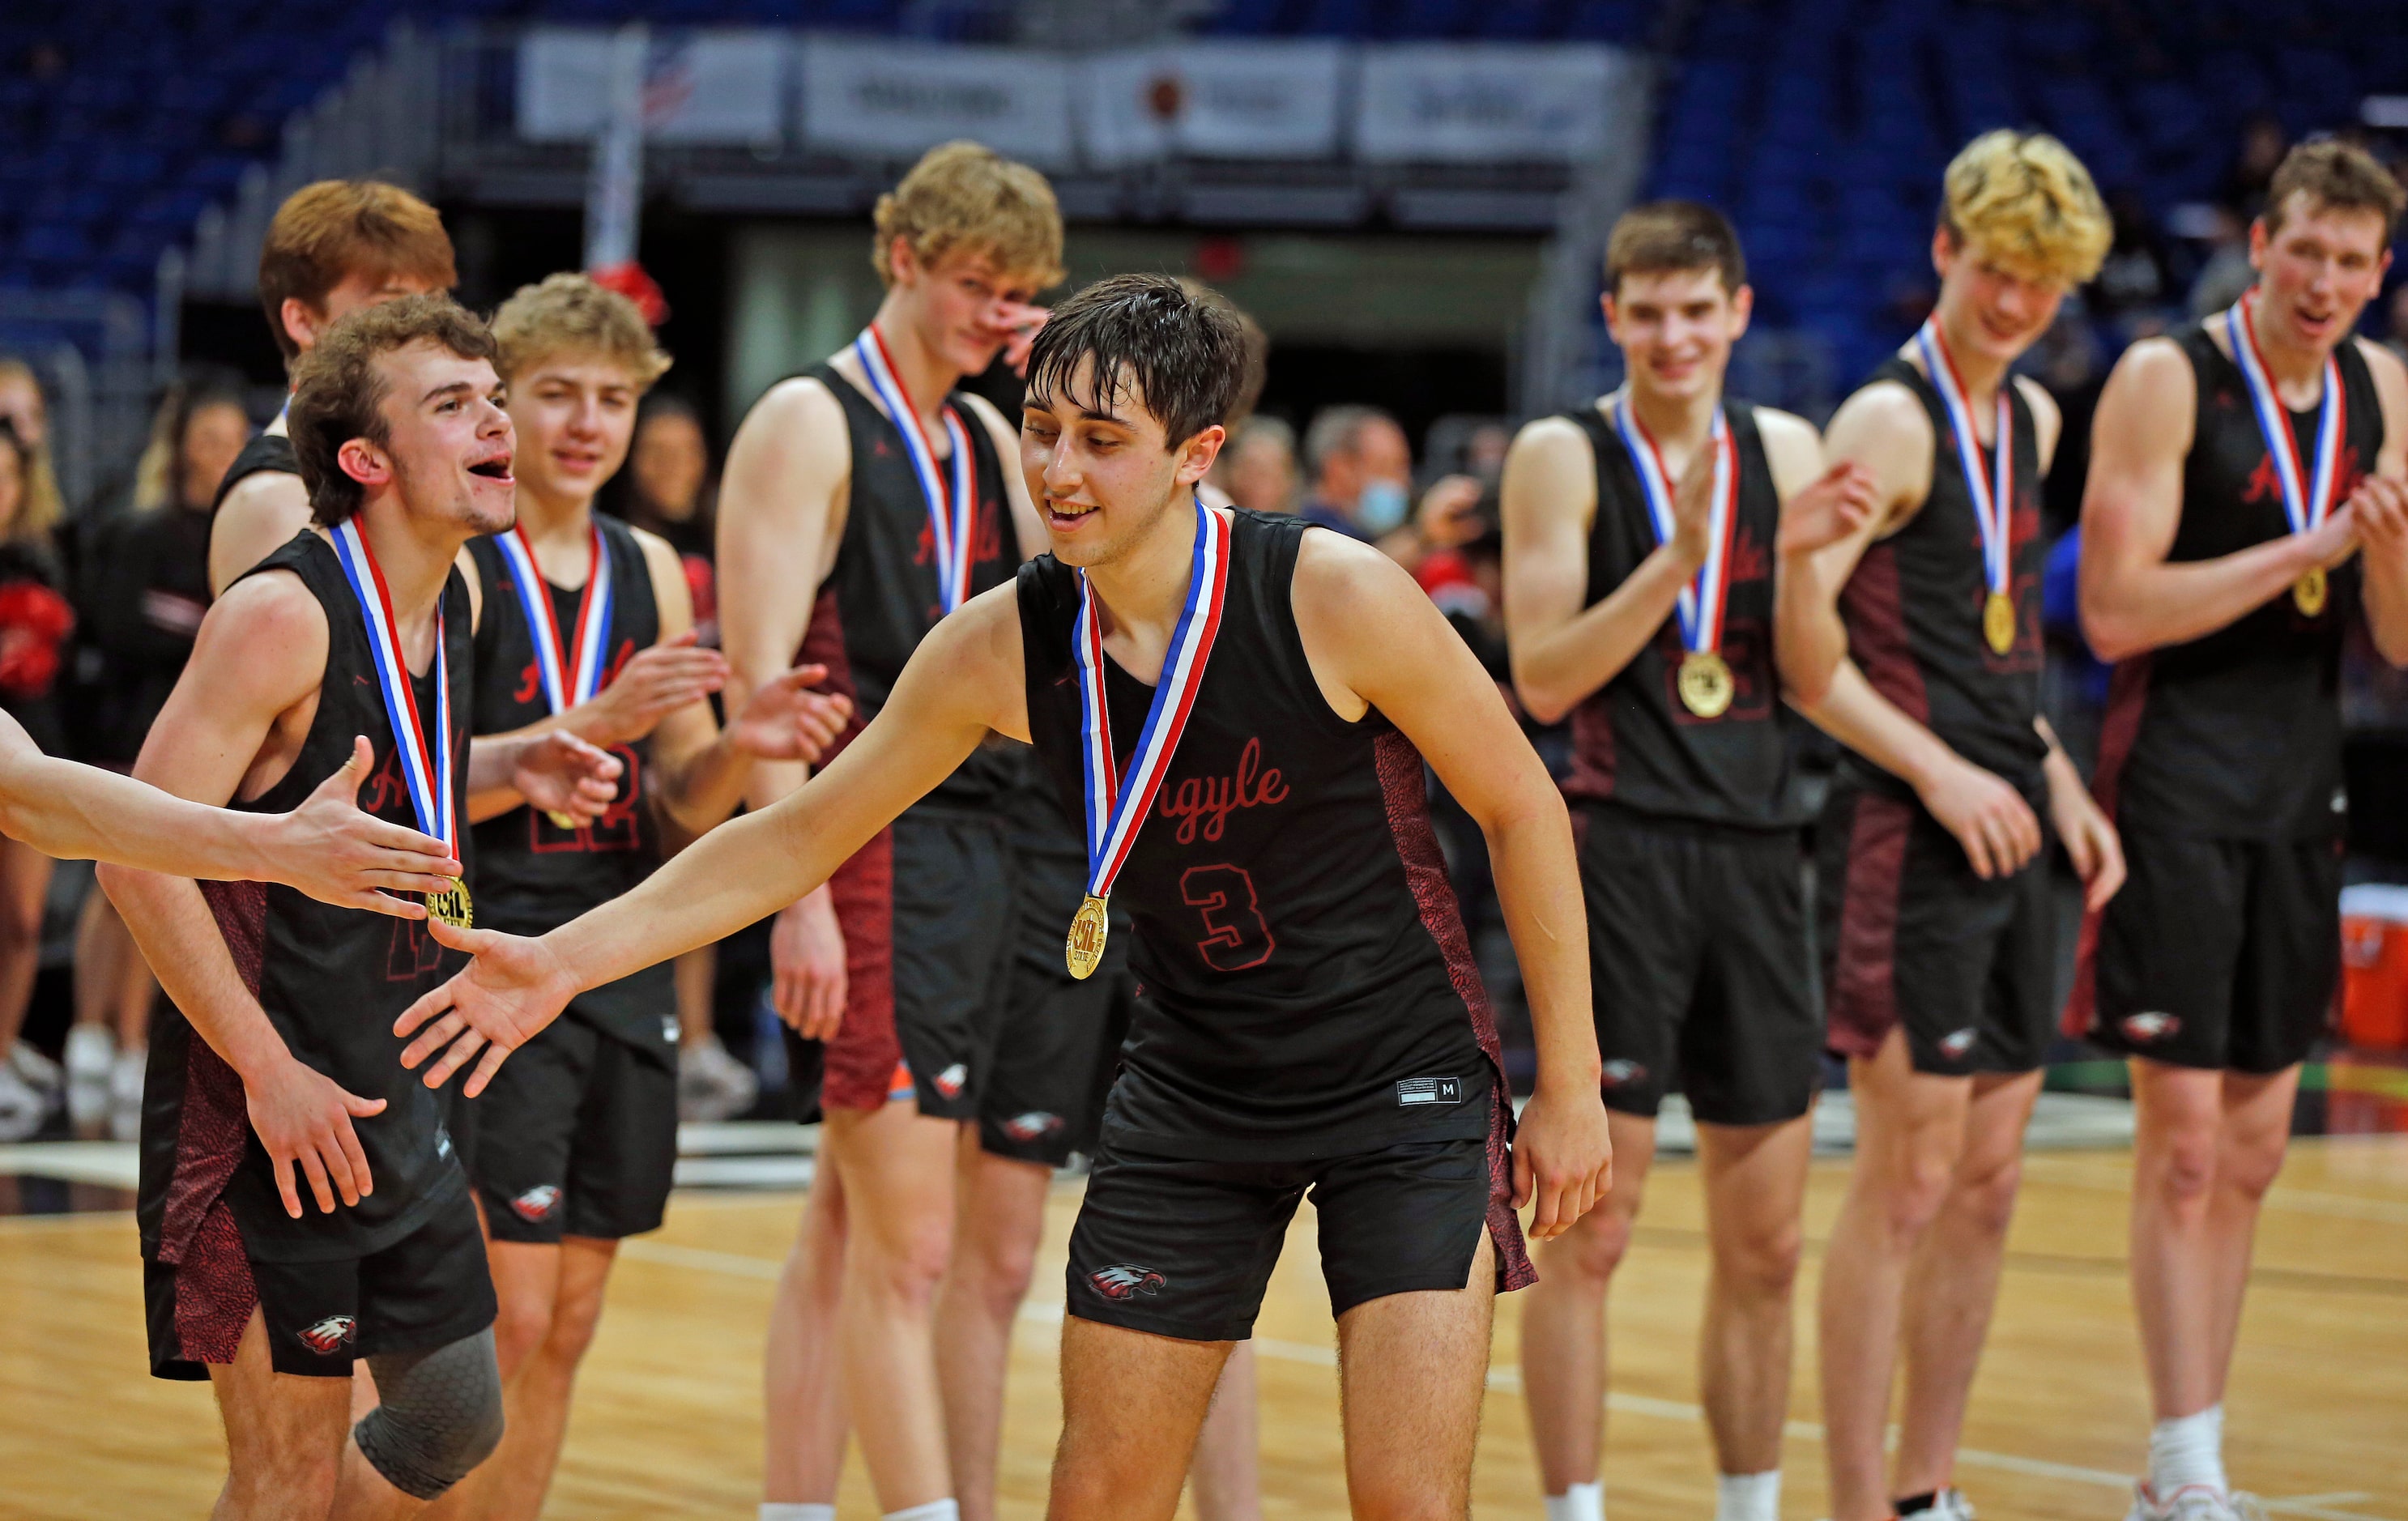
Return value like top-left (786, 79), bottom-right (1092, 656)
top-left (2094, 325), bottom-right (2380, 841)
top-left (1020, 509), bottom-right (1506, 1161)
top-left (139, 530), bottom-right (471, 1267)
top-left (796, 364), bottom-right (1020, 807)
top-left (465, 517), bottom-right (675, 1047)
top-left (210, 430), bottom-right (300, 514)
top-left (1558, 399), bottom-right (1806, 828)
top-left (1839, 356), bottom-right (2050, 800)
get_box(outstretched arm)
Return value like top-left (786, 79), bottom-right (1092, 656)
top-left (397, 583), bottom-right (1029, 1093)
top-left (1293, 530), bottom-right (1609, 1241)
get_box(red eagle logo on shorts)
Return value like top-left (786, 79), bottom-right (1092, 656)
top-left (931, 1063), bottom-right (969, 1098)
top-left (297, 1315), bottom-right (357, 1355)
top-left (1600, 1059), bottom-right (1647, 1089)
top-left (1937, 1027), bottom-right (1980, 1061)
top-left (1001, 1111), bottom-right (1063, 1140)
top-left (2120, 1012), bottom-right (2181, 1042)
top-left (512, 1185), bottom-right (562, 1222)
top-left (1089, 1264), bottom-right (1166, 1301)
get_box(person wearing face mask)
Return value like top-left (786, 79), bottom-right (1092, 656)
top-left (1298, 405), bottom-right (1485, 575)
top-left (1775, 130), bottom-right (2124, 1521)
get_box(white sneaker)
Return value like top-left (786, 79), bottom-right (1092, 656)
top-left (1933, 1491), bottom-right (1975, 1521)
top-left (10, 1038), bottom-right (63, 1098)
top-left (678, 1035), bottom-right (758, 1123)
top-left (0, 1061), bottom-right (48, 1141)
top-left (109, 1046), bottom-right (147, 1143)
top-left (2126, 1483), bottom-right (2270, 1520)
top-left (63, 1022), bottom-right (113, 1086)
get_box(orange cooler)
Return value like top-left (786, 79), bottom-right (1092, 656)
top-left (2339, 884), bottom-right (2408, 1050)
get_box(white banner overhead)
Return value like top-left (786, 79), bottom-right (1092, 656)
top-left (1354, 44), bottom-right (1624, 164)
top-left (1080, 42), bottom-right (1348, 167)
top-left (518, 28), bottom-right (790, 145)
top-left (798, 38), bottom-right (1073, 166)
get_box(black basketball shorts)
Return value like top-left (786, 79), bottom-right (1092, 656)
top-left (982, 845), bottom-right (1132, 1167)
top-left (462, 1005), bottom-right (680, 1245)
top-left (2081, 827), bottom-right (2341, 1073)
top-left (1576, 803), bottom-right (1821, 1125)
top-left (1065, 1133), bottom-right (1511, 1343)
top-left (1817, 779), bottom-right (2056, 1076)
top-left (146, 1183), bottom-right (495, 1379)
top-left (824, 807), bottom-right (1018, 1117)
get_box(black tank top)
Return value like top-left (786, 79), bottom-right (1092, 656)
top-left (139, 530), bottom-right (471, 1265)
top-left (210, 430), bottom-right (300, 513)
top-left (1558, 399), bottom-right (1805, 829)
top-left (2094, 325), bottom-right (2380, 840)
top-left (464, 518), bottom-right (675, 1048)
top-left (1839, 356), bottom-right (2050, 799)
top-left (796, 364), bottom-right (1020, 808)
top-left (1020, 509), bottom-right (1503, 1161)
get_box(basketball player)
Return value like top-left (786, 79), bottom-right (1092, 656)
top-left (1774, 131), bottom-right (2122, 1521)
top-left (2077, 139), bottom-right (2408, 1521)
top-left (210, 179), bottom-right (456, 599)
top-left (100, 294), bottom-right (609, 1516)
top-left (436, 273), bottom-right (850, 1521)
top-left (714, 140), bottom-right (1055, 1521)
top-left (1501, 202), bottom-right (1877, 1521)
top-left (398, 272), bottom-right (1613, 1521)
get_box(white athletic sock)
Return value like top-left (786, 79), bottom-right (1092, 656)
top-left (1714, 1470), bottom-right (1781, 1521)
top-left (882, 1503), bottom-right (961, 1521)
top-left (757, 1506), bottom-right (835, 1521)
top-left (2148, 1404), bottom-right (2227, 1496)
top-left (1543, 1481), bottom-right (1605, 1521)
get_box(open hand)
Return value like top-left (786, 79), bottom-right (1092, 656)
top-left (1777, 462), bottom-right (1882, 560)
top-left (269, 735), bottom-right (462, 917)
top-left (244, 1050), bottom-right (385, 1217)
top-left (394, 917), bottom-right (581, 1097)
top-left (1511, 1080), bottom-right (1613, 1241)
top-left (1920, 756), bottom-right (2044, 879)
top-left (583, 631), bottom-right (730, 745)
top-left (770, 887), bottom-right (846, 1041)
top-left (511, 731), bottom-right (624, 824)
top-left (729, 662), bottom-right (855, 765)
top-left (2048, 768), bottom-right (2127, 911)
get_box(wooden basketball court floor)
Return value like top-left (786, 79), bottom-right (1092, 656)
top-left (4, 1137), bottom-right (2404, 1520)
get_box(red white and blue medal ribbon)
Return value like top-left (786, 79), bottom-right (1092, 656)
top-left (852, 325), bottom-right (978, 612)
top-left (1915, 319), bottom-right (2018, 654)
top-left (1065, 499), bottom-right (1231, 978)
top-left (2224, 294), bottom-right (2344, 616)
top-left (327, 519), bottom-right (469, 923)
top-left (1609, 394), bottom-right (1737, 658)
top-left (493, 523), bottom-right (613, 713)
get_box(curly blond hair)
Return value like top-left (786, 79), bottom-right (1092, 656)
top-left (872, 141), bottom-right (1064, 292)
top-left (1941, 130), bottom-right (2112, 288)
top-left (491, 272), bottom-right (671, 389)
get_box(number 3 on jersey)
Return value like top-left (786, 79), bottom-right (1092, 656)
top-left (1180, 864), bottom-right (1276, 972)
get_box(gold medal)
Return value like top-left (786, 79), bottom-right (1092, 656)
top-left (545, 809), bottom-right (578, 831)
top-left (1676, 650), bottom-right (1733, 718)
top-left (2294, 567), bottom-right (2329, 616)
top-left (427, 880), bottom-right (473, 929)
top-left (1065, 894), bottom-right (1110, 981)
top-left (1984, 590), bottom-right (2016, 656)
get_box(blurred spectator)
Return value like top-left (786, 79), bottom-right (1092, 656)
top-left (607, 393), bottom-right (718, 641)
top-left (0, 357), bottom-right (68, 525)
top-left (2093, 189), bottom-right (2175, 318)
top-left (2386, 284), bottom-right (2408, 368)
top-left (62, 373), bottom-right (251, 1137)
top-left (1213, 416), bottom-right (1300, 515)
top-left (0, 419), bottom-right (74, 1140)
top-left (1298, 404), bottom-right (1483, 573)
top-left (2222, 113), bottom-right (2291, 220)
top-left (2189, 203), bottom-right (2257, 317)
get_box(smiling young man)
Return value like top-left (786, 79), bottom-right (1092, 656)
top-left (435, 273), bottom-right (850, 1521)
top-left (712, 139), bottom-right (1057, 1521)
top-left (1774, 131), bottom-right (2125, 1521)
top-left (1499, 202), bottom-right (1877, 1521)
top-left (2075, 139), bottom-right (2408, 1521)
top-left (394, 272), bottom-right (1613, 1521)
top-left (100, 294), bottom-right (620, 1518)
top-left (210, 180), bottom-right (457, 599)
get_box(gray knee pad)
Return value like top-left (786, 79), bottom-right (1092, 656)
top-left (352, 1327), bottom-right (505, 1500)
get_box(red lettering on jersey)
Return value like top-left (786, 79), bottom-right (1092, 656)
top-left (1158, 738), bottom-right (1289, 845)
top-left (2241, 443), bottom-right (2363, 513)
top-left (514, 660), bottom-right (541, 707)
top-left (1726, 521), bottom-right (1768, 586)
top-left (360, 744), bottom-right (407, 817)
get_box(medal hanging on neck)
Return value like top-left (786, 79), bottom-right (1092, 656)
top-left (328, 519), bottom-right (471, 927)
top-left (1612, 394), bottom-right (1738, 718)
top-left (1916, 320), bottom-right (2018, 656)
top-left (2225, 294), bottom-right (2344, 617)
top-left (853, 325), bottom-right (978, 613)
top-left (494, 523), bottom-right (613, 830)
top-left (1065, 500), bottom-right (1232, 979)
